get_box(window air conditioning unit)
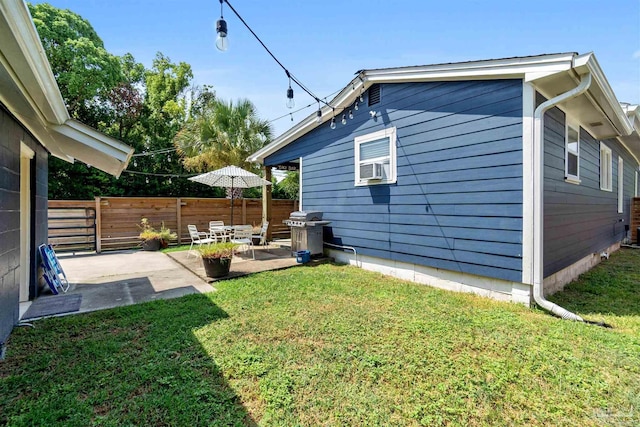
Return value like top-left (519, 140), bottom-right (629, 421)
top-left (360, 162), bottom-right (383, 180)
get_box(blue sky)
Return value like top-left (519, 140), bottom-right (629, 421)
top-left (34, 0), bottom-right (640, 138)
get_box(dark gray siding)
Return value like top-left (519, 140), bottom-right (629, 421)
top-left (0, 103), bottom-right (48, 343)
top-left (267, 80), bottom-right (524, 282)
top-left (541, 94), bottom-right (637, 276)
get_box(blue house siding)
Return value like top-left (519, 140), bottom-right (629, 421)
top-left (0, 103), bottom-right (49, 344)
top-left (266, 80), bottom-right (524, 282)
top-left (541, 94), bottom-right (638, 277)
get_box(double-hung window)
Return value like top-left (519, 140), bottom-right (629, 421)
top-left (565, 123), bottom-right (580, 183)
top-left (354, 127), bottom-right (397, 186)
top-left (600, 142), bottom-right (612, 191)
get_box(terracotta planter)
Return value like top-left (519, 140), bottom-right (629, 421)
top-left (141, 238), bottom-right (161, 251)
top-left (202, 257), bottom-right (232, 278)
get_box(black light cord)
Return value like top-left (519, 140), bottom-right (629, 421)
top-left (221, 0), bottom-right (331, 108)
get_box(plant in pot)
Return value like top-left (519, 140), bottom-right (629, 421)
top-left (197, 242), bottom-right (239, 278)
top-left (138, 218), bottom-right (177, 251)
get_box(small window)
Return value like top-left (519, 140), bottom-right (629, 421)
top-left (565, 124), bottom-right (580, 183)
top-left (600, 142), bottom-right (612, 191)
top-left (354, 127), bottom-right (397, 186)
top-left (618, 156), bottom-right (624, 213)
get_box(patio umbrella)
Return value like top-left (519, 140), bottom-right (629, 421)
top-left (188, 165), bottom-right (271, 226)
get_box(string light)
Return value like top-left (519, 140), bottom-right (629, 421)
top-left (215, 0), bottom-right (228, 51)
top-left (330, 117), bottom-right (336, 130)
top-left (348, 109), bottom-right (353, 120)
top-left (286, 72), bottom-right (295, 109)
top-left (216, 0), bottom-right (333, 119)
top-left (341, 113), bottom-right (347, 125)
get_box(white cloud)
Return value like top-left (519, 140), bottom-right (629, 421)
top-left (633, 50), bottom-right (640, 59)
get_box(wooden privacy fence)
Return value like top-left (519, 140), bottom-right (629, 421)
top-left (49, 197), bottom-right (298, 252)
top-left (631, 197), bottom-right (640, 244)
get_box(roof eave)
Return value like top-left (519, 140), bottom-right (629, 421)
top-left (573, 53), bottom-right (634, 136)
top-left (249, 53), bottom-right (577, 164)
top-left (0, 0), bottom-right (133, 177)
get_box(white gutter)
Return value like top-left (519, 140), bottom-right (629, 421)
top-left (532, 72), bottom-right (592, 321)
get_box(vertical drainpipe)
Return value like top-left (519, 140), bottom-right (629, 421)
top-left (532, 72), bottom-right (592, 321)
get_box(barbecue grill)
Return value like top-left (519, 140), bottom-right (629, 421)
top-left (283, 211), bottom-right (330, 256)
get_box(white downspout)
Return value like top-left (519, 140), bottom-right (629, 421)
top-left (532, 72), bottom-right (592, 321)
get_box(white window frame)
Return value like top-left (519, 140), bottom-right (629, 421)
top-left (564, 122), bottom-right (580, 184)
top-left (618, 156), bottom-right (624, 213)
top-left (599, 142), bottom-right (612, 191)
top-left (354, 127), bottom-right (397, 186)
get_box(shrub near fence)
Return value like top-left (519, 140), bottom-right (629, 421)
top-left (49, 197), bottom-right (298, 252)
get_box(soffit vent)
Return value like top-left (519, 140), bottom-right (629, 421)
top-left (368, 84), bottom-right (381, 106)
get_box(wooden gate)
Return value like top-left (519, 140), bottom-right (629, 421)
top-left (48, 204), bottom-right (97, 252)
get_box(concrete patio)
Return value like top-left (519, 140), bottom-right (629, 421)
top-left (19, 242), bottom-right (298, 320)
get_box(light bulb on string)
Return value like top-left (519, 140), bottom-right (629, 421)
top-left (286, 85), bottom-right (295, 109)
top-left (167, 154), bottom-right (171, 162)
top-left (330, 117), bottom-right (336, 130)
top-left (316, 108), bottom-right (322, 124)
top-left (133, 159), bottom-right (138, 167)
top-left (168, 177), bottom-right (172, 184)
top-left (348, 110), bottom-right (353, 120)
top-left (215, 0), bottom-right (228, 51)
top-left (354, 100), bottom-right (359, 111)
top-left (341, 113), bottom-right (347, 125)
top-left (145, 176), bottom-right (149, 184)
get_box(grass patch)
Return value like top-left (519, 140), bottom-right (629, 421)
top-left (1, 250), bottom-right (639, 425)
top-left (161, 244), bottom-right (192, 253)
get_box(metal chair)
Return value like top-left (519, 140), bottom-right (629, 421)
top-left (252, 221), bottom-right (269, 247)
top-left (209, 225), bottom-right (229, 243)
top-left (231, 225), bottom-right (254, 259)
top-left (188, 224), bottom-right (216, 257)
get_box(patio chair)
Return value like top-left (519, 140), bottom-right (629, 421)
top-left (209, 220), bottom-right (228, 242)
top-left (231, 225), bottom-right (255, 259)
top-left (188, 224), bottom-right (216, 257)
top-left (252, 221), bottom-right (269, 246)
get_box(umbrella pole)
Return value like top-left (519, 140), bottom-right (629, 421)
top-left (230, 177), bottom-right (235, 227)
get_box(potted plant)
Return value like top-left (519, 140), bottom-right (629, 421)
top-left (197, 242), bottom-right (239, 278)
top-left (138, 218), bottom-right (177, 251)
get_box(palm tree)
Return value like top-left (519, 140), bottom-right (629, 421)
top-left (174, 97), bottom-right (272, 175)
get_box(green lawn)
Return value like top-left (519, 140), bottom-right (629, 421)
top-left (1, 250), bottom-right (639, 426)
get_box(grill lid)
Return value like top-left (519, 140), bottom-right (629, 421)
top-left (289, 210), bottom-right (323, 221)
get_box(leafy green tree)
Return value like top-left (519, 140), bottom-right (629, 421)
top-left (278, 171), bottom-right (300, 200)
top-left (28, 3), bottom-right (123, 125)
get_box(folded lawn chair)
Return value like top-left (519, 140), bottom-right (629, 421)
top-left (38, 244), bottom-right (69, 295)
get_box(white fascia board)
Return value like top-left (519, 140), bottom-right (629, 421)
top-left (624, 105), bottom-right (640, 134)
top-left (0, 0), bottom-right (69, 124)
top-left (573, 52), bottom-right (634, 136)
top-left (364, 53), bottom-right (575, 81)
top-left (52, 120), bottom-right (134, 176)
top-left (249, 54), bottom-right (576, 163)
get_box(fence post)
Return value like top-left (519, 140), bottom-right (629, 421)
top-left (176, 198), bottom-right (182, 245)
top-left (95, 196), bottom-right (102, 253)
